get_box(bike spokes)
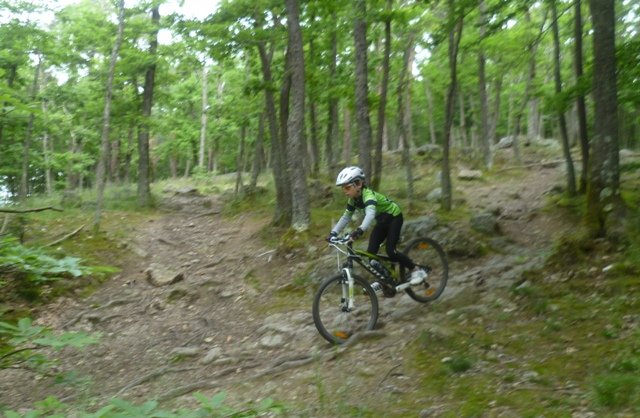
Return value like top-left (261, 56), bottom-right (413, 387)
top-left (312, 275), bottom-right (378, 344)
top-left (403, 237), bottom-right (448, 303)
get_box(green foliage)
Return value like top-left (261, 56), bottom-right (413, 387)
top-left (592, 374), bottom-right (640, 409)
top-left (0, 392), bottom-right (285, 418)
top-left (0, 236), bottom-right (97, 286)
top-left (0, 317), bottom-right (100, 371)
top-left (443, 356), bottom-right (473, 374)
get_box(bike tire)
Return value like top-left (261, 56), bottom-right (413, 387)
top-left (312, 273), bottom-right (379, 345)
top-left (402, 237), bottom-right (448, 303)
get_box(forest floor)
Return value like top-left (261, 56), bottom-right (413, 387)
top-left (2, 146), bottom-right (638, 417)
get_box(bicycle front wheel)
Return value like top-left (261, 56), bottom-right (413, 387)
top-left (312, 273), bottom-right (379, 345)
top-left (403, 237), bottom-right (448, 303)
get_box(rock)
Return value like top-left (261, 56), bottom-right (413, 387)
top-left (145, 263), bottom-right (185, 286)
top-left (171, 347), bottom-right (200, 357)
top-left (175, 187), bottom-right (200, 196)
top-left (259, 333), bottom-right (284, 348)
top-left (426, 188), bottom-right (442, 203)
top-left (470, 212), bottom-right (501, 235)
top-left (403, 215), bottom-right (439, 240)
top-left (458, 169), bottom-right (483, 180)
top-left (200, 347), bottom-right (224, 364)
top-left (494, 136), bottom-right (514, 149)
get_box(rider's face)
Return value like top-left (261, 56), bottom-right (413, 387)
top-left (342, 182), bottom-right (361, 198)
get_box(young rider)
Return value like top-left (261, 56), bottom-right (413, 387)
top-left (327, 166), bottom-right (427, 286)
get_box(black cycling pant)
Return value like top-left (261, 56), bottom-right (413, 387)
top-left (367, 213), bottom-right (415, 271)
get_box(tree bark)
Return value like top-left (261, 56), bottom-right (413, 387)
top-left (574, 0), bottom-right (589, 193)
top-left (198, 65), bottom-right (208, 169)
top-left (95, 0), bottom-right (125, 227)
top-left (477, 0), bottom-right (492, 169)
top-left (250, 112), bottom-right (265, 188)
top-left (235, 125), bottom-right (245, 195)
top-left (256, 19), bottom-right (291, 226)
top-left (342, 107), bottom-right (352, 164)
top-left (397, 31), bottom-right (416, 206)
top-left (285, 0), bottom-right (310, 231)
top-left (441, 0), bottom-right (463, 212)
top-left (371, 0), bottom-right (392, 190)
top-left (586, 0), bottom-right (621, 237)
top-left (137, 6), bottom-right (159, 207)
top-left (354, 0), bottom-right (373, 178)
top-left (41, 76), bottom-right (52, 196)
top-left (307, 35), bottom-right (320, 178)
top-left (325, 12), bottom-right (339, 177)
top-left (424, 79), bottom-right (437, 144)
top-left (19, 59), bottom-right (42, 201)
top-left (550, 0), bottom-right (577, 196)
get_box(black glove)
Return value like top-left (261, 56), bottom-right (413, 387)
top-left (326, 231), bottom-right (338, 242)
top-left (349, 227), bottom-right (364, 240)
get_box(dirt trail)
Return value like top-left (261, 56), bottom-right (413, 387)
top-left (1, 162), bottom-right (572, 413)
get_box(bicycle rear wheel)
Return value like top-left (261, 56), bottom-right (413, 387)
top-left (312, 273), bottom-right (379, 345)
top-left (403, 237), bottom-right (448, 303)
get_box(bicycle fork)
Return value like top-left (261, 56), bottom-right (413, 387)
top-left (341, 267), bottom-right (355, 311)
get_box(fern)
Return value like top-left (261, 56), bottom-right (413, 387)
top-left (0, 317), bottom-right (100, 371)
top-left (0, 236), bottom-right (115, 286)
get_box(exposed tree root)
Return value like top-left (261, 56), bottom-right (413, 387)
top-left (115, 365), bottom-right (198, 397)
top-left (46, 224), bottom-right (85, 247)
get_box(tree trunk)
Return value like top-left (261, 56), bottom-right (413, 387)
top-left (325, 12), bottom-right (339, 177)
top-left (198, 65), bottom-right (208, 169)
top-left (586, 0), bottom-right (621, 237)
top-left (477, 0), bottom-right (492, 169)
top-left (251, 112), bottom-right (265, 188)
top-left (528, 97), bottom-right (541, 142)
top-left (487, 76), bottom-right (502, 147)
top-left (574, 0), bottom-right (589, 193)
top-left (110, 137), bottom-right (120, 184)
top-left (256, 24), bottom-right (291, 226)
top-left (372, 0), bottom-right (392, 190)
top-left (441, 0), bottom-right (463, 212)
top-left (458, 91), bottom-right (468, 148)
top-left (307, 35), bottom-right (320, 178)
top-left (397, 31), bottom-right (416, 206)
top-left (137, 6), bottom-right (159, 207)
top-left (342, 107), bottom-right (352, 164)
top-left (123, 124), bottom-right (134, 184)
top-left (424, 79), bottom-right (437, 144)
top-left (285, 0), bottom-right (310, 231)
top-left (235, 125), bottom-right (245, 195)
top-left (19, 59), bottom-right (42, 201)
top-left (550, 0), bottom-right (577, 196)
top-left (41, 82), bottom-right (52, 196)
top-left (354, 0), bottom-right (373, 178)
top-left (169, 155), bottom-right (178, 178)
top-left (95, 0), bottom-right (125, 226)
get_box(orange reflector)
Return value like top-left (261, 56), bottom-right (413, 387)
top-left (334, 331), bottom-right (350, 339)
top-left (418, 242), bottom-right (430, 249)
top-left (425, 288), bottom-right (435, 296)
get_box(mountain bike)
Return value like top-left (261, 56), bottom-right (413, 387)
top-left (312, 234), bottom-right (448, 345)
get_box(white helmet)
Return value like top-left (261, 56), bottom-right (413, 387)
top-left (335, 166), bottom-right (365, 186)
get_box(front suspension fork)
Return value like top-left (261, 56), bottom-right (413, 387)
top-left (341, 267), bottom-right (355, 311)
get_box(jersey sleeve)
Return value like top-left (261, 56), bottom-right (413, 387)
top-left (331, 201), bottom-right (355, 234)
top-left (358, 189), bottom-right (377, 231)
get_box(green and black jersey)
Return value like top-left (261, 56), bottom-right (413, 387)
top-left (331, 187), bottom-right (401, 234)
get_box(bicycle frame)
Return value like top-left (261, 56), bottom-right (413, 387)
top-left (328, 236), bottom-right (413, 300)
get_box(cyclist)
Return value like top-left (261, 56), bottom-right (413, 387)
top-left (327, 166), bottom-right (427, 286)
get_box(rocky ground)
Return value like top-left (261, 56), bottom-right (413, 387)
top-left (0, 155), bottom-right (579, 416)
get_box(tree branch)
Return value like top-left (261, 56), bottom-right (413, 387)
top-left (46, 224), bottom-right (85, 247)
top-left (0, 206), bottom-right (63, 214)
